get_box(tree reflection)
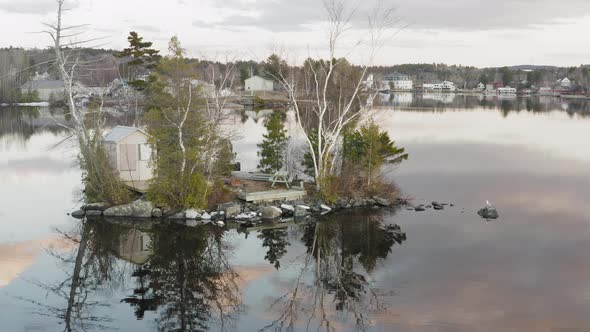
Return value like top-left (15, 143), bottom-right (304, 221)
top-left (258, 228), bottom-right (290, 270)
top-left (123, 222), bottom-right (243, 331)
top-left (262, 211), bottom-right (406, 331)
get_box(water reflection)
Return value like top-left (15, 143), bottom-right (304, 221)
top-left (23, 210), bottom-right (405, 331)
top-left (378, 93), bottom-right (590, 117)
top-left (262, 211), bottom-right (406, 331)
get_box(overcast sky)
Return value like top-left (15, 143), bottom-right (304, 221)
top-left (1, 0), bottom-right (588, 67)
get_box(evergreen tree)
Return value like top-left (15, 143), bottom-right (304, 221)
top-left (257, 111), bottom-right (288, 173)
top-left (114, 31), bottom-right (161, 90)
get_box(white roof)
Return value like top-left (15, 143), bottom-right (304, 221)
top-left (104, 126), bottom-right (148, 143)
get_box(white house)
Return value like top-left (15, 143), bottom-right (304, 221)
top-left (477, 82), bottom-right (485, 90)
top-left (497, 86), bottom-right (517, 94)
top-left (423, 81), bottom-right (456, 91)
top-left (245, 75), bottom-right (274, 92)
top-left (104, 126), bottom-right (153, 188)
top-left (383, 72), bottom-right (413, 90)
top-left (560, 77), bottom-right (572, 88)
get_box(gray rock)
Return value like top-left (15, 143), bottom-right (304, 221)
top-left (218, 202), bottom-right (241, 218)
top-left (152, 208), bottom-right (163, 218)
top-left (168, 211), bottom-right (186, 219)
top-left (261, 206), bottom-right (282, 220)
top-left (478, 207), bottom-right (499, 219)
top-left (294, 206), bottom-right (310, 218)
top-left (201, 212), bottom-right (212, 220)
top-left (185, 209), bottom-right (200, 219)
top-left (71, 210), bottom-right (85, 219)
top-left (82, 202), bottom-right (111, 211)
top-left (365, 198), bottom-right (376, 205)
top-left (415, 206), bottom-right (425, 212)
top-left (85, 210), bottom-right (103, 217)
top-left (433, 204), bottom-right (444, 210)
top-left (375, 197), bottom-right (391, 207)
top-left (103, 199), bottom-right (154, 218)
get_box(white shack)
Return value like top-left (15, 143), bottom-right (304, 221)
top-left (104, 126), bottom-right (153, 189)
top-left (245, 75), bottom-right (274, 92)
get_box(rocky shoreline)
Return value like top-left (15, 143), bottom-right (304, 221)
top-left (70, 195), bottom-right (409, 225)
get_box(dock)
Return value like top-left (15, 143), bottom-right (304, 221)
top-left (237, 189), bottom-right (306, 202)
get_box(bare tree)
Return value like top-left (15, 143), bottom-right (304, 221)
top-left (279, 0), bottom-right (401, 191)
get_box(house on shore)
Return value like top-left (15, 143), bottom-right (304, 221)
top-left (560, 77), bottom-right (572, 88)
top-left (423, 81), bottom-right (456, 92)
top-left (383, 72), bottom-right (413, 90)
top-left (104, 126), bottom-right (153, 192)
top-left (245, 75), bottom-right (274, 92)
top-left (477, 82), bottom-right (485, 90)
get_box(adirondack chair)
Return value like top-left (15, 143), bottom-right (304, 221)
top-left (269, 171), bottom-right (293, 189)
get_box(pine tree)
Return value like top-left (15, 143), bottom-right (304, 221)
top-left (257, 112), bottom-right (288, 173)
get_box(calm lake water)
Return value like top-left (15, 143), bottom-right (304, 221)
top-left (1, 94), bottom-right (590, 331)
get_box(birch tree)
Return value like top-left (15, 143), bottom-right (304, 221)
top-left (279, 0), bottom-right (400, 193)
top-left (145, 37), bottom-right (236, 209)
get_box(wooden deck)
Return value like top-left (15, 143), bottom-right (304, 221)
top-left (123, 180), bottom-right (150, 194)
top-left (237, 189), bottom-right (306, 202)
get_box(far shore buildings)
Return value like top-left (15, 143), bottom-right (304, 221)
top-left (245, 75), bottom-right (274, 92)
top-left (423, 81), bottom-right (457, 92)
top-left (383, 72), bottom-right (413, 91)
top-left (560, 77), bottom-right (572, 88)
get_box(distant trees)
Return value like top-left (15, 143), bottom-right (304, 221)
top-left (263, 54), bottom-right (288, 81)
top-left (257, 111), bottom-right (289, 173)
top-left (499, 67), bottom-right (513, 86)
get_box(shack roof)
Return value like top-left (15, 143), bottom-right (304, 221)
top-left (104, 126), bottom-right (149, 143)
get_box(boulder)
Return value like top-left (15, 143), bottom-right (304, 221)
top-left (71, 210), bottom-right (86, 219)
top-left (201, 212), bottom-right (212, 220)
top-left (478, 207), bottom-right (499, 219)
top-left (374, 197), bottom-right (391, 207)
top-left (218, 202), bottom-right (241, 218)
top-left (151, 208), bottom-right (163, 218)
top-left (433, 204), bottom-right (444, 210)
top-left (261, 206), bottom-right (282, 220)
top-left (280, 204), bottom-right (295, 212)
top-left (168, 211), bottom-right (186, 219)
top-left (294, 206), bottom-right (310, 218)
top-left (185, 209), bottom-right (201, 219)
top-left (82, 202), bottom-right (111, 211)
top-left (103, 199), bottom-right (154, 218)
top-left (320, 204), bottom-right (332, 212)
top-left (85, 210), bottom-right (103, 218)
top-left (352, 198), bottom-right (364, 207)
top-left (414, 206), bottom-right (425, 212)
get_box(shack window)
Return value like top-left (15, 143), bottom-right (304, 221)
top-left (139, 144), bottom-right (152, 161)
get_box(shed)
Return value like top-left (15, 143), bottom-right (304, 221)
top-left (104, 126), bottom-right (153, 191)
top-left (245, 75), bottom-right (274, 92)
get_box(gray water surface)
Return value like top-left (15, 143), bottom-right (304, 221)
top-left (1, 96), bottom-right (590, 331)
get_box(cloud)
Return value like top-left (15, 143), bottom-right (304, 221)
top-left (0, 0), bottom-right (78, 15)
top-left (131, 24), bottom-right (162, 33)
top-left (200, 0), bottom-right (590, 32)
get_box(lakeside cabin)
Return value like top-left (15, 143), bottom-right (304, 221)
top-left (245, 75), bottom-right (274, 92)
top-left (104, 126), bottom-right (153, 192)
